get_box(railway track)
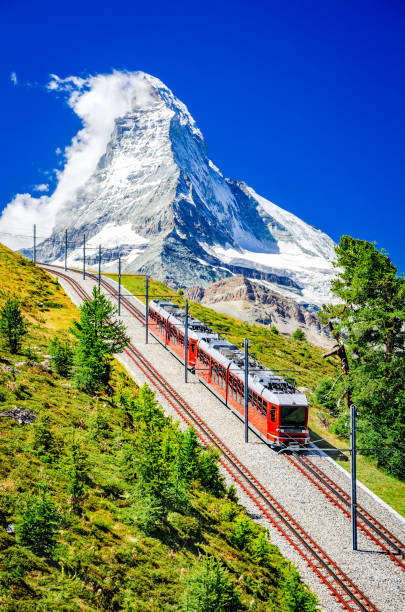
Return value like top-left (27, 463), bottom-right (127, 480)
top-left (44, 265), bottom-right (405, 572)
top-left (286, 454), bottom-right (405, 570)
top-left (41, 264), bottom-right (381, 612)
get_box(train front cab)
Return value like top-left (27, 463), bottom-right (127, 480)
top-left (268, 404), bottom-right (310, 448)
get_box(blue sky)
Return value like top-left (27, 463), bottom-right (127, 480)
top-left (1, 0), bottom-right (404, 271)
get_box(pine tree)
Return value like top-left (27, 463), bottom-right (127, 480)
top-left (16, 492), bottom-right (59, 558)
top-left (72, 286), bottom-right (130, 392)
top-left (0, 297), bottom-right (27, 353)
top-left (292, 328), bottom-right (306, 341)
top-left (32, 414), bottom-right (58, 463)
top-left (182, 555), bottom-right (242, 612)
top-left (319, 236), bottom-right (405, 479)
top-left (48, 335), bottom-right (74, 377)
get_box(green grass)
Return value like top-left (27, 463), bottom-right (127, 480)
top-left (308, 414), bottom-right (405, 516)
top-left (0, 243), bottom-right (78, 332)
top-left (0, 248), bottom-right (318, 611)
top-left (110, 273), bottom-right (405, 517)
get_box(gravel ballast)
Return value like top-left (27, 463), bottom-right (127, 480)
top-left (53, 268), bottom-right (405, 612)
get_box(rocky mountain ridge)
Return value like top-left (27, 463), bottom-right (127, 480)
top-left (184, 275), bottom-right (332, 347)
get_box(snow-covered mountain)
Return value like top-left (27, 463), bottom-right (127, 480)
top-left (34, 72), bottom-right (336, 306)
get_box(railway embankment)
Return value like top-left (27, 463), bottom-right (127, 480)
top-left (53, 266), bottom-right (405, 612)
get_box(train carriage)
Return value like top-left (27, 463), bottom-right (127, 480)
top-left (148, 300), bottom-right (310, 449)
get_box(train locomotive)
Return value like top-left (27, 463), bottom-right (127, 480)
top-left (148, 300), bottom-right (310, 449)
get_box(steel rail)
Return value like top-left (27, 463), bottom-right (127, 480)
top-left (40, 265), bottom-right (379, 612)
top-left (286, 454), bottom-right (405, 570)
top-left (43, 263), bottom-right (404, 569)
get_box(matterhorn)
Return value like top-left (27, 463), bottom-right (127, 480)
top-left (32, 72), bottom-right (335, 308)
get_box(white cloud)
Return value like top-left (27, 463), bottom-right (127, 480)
top-left (33, 183), bottom-right (49, 192)
top-left (0, 70), bottom-right (157, 249)
top-left (10, 72), bottom-right (17, 85)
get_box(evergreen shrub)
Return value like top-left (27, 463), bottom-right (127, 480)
top-left (0, 297), bottom-right (27, 353)
top-left (16, 493), bottom-right (59, 558)
top-left (49, 336), bottom-right (74, 377)
top-left (292, 328), bottom-right (306, 341)
top-left (182, 555), bottom-right (242, 612)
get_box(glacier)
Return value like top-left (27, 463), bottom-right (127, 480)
top-left (22, 71), bottom-right (336, 306)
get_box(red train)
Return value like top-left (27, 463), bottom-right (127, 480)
top-left (148, 300), bottom-right (310, 449)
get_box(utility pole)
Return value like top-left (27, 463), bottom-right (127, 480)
top-left (185, 299), bottom-right (189, 383)
top-left (244, 338), bottom-right (249, 443)
top-left (64, 229), bottom-right (68, 271)
top-left (118, 255), bottom-right (121, 316)
top-left (98, 244), bottom-right (101, 287)
top-left (83, 234), bottom-right (86, 280)
top-left (323, 323), bottom-right (357, 550)
top-left (350, 404), bottom-right (358, 550)
top-left (145, 275), bottom-right (149, 344)
top-left (33, 224), bottom-right (37, 264)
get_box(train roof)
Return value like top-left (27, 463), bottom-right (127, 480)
top-left (149, 300), bottom-right (308, 407)
top-left (150, 300), bottom-right (219, 340)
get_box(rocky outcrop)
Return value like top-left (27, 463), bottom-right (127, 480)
top-left (184, 275), bottom-right (332, 347)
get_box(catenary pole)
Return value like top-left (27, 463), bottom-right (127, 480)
top-left (64, 229), bottom-right (67, 271)
top-left (83, 234), bottom-right (86, 280)
top-left (98, 244), bottom-right (101, 287)
top-left (185, 299), bottom-right (189, 383)
top-left (244, 338), bottom-right (249, 442)
top-left (145, 275), bottom-right (149, 344)
top-left (351, 404), bottom-right (358, 550)
top-left (33, 224), bottom-right (36, 264)
top-left (118, 255), bottom-right (121, 316)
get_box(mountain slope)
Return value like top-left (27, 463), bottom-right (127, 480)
top-left (31, 72), bottom-right (336, 306)
top-left (184, 275), bottom-right (332, 347)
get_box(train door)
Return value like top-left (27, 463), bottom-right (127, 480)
top-left (267, 403), bottom-right (277, 441)
top-left (188, 338), bottom-right (197, 367)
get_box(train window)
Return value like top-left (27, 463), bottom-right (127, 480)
top-left (280, 406), bottom-right (306, 427)
top-left (248, 389), bottom-right (252, 405)
top-left (270, 407), bottom-right (276, 422)
top-left (257, 396), bottom-right (262, 414)
top-left (262, 401), bottom-right (267, 417)
top-left (228, 374), bottom-right (233, 389)
top-left (253, 392), bottom-right (258, 410)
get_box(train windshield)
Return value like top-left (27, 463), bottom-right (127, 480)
top-left (280, 406), bottom-right (306, 427)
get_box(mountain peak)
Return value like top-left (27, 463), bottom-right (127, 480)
top-left (21, 71), bottom-right (335, 306)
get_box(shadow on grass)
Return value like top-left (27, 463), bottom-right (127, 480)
top-left (308, 427), bottom-right (349, 462)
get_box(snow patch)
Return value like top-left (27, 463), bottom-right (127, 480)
top-left (86, 223), bottom-right (149, 248)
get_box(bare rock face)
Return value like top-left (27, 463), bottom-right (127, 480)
top-left (184, 286), bottom-right (205, 302)
top-left (185, 275), bottom-right (332, 347)
top-left (0, 407), bottom-right (37, 425)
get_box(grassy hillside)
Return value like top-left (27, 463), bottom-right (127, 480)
top-left (0, 244), bottom-right (77, 332)
top-left (0, 246), bottom-right (318, 611)
top-left (110, 274), bottom-right (405, 516)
